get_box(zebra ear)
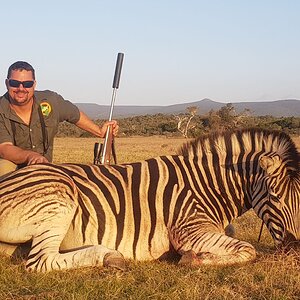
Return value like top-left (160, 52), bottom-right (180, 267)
top-left (259, 155), bottom-right (282, 175)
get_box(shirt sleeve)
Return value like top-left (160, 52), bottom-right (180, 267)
top-left (54, 93), bottom-right (81, 124)
top-left (0, 114), bottom-right (13, 144)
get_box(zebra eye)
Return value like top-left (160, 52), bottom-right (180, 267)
top-left (269, 193), bottom-right (281, 203)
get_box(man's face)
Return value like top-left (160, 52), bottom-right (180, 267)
top-left (5, 69), bottom-right (36, 106)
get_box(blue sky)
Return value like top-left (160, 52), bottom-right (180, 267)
top-left (1, 0), bottom-right (299, 106)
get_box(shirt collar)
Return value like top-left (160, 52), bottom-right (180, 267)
top-left (1, 93), bottom-right (19, 121)
top-left (0, 92), bottom-right (38, 123)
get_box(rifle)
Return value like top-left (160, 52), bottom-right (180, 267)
top-left (93, 52), bottom-right (124, 165)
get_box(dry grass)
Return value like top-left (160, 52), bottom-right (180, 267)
top-left (52, 136), bottom-right (187, 164)
top-left (52, 135), bottom-right (300, 165)
top-left (1, 136), bottom-right (300, 300)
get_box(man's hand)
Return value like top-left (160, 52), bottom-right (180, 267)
top-left (100, 120), bottom-right (119, 137)
top-left (0, 143), bottom-right (49, 165)
top-left (25, 152), bottom-right (49, 165)
top-left (75, 111), bottom-right (119, 138)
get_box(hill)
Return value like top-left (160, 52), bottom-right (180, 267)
top-left (75, 99), bottom-right (300, 119)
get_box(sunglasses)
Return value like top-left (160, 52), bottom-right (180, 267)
top-left (8, 79), bottom-right (35, 88)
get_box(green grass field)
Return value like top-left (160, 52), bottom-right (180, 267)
top-left (0, 136), bottom-right (299, 300)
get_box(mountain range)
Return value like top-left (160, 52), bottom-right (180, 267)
top-left (75, 99), bottom-right (300, 120)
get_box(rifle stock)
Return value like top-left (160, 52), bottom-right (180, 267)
top-left (93, 127), bottom-right (113, 165)
top-left (93, 53), bottom-right (124, 165)
top-left (100, 125), bottom-right (113, 165)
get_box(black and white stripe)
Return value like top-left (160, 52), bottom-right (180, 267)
top-left (0, 128), bottom-right (299, 271)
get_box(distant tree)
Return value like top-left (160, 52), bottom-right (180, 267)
top-left (233, 108), bottom-right (257, 128)
top-left (57, 111), bottom-right (300, 138)
top-left (175, 106), bottom-right (198, 138)
top-left (217, 103), bottom-right (236, 129)
top-left (204, 109), bottom-right (222, 130)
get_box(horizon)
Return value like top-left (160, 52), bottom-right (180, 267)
top-left (1, 1), bottom-right (300, 106)
top-left (74, 97), bottom-right (300, 118)
top-left (74, 97), bottom-right (300, 107)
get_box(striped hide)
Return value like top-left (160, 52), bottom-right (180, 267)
top-left (0, 128), bottom-right (299, 272)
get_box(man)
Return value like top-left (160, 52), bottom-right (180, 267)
top-left (0, 61), bottom-right (118, 176)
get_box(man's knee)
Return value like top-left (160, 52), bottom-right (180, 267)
top-left (0, 159), bottom-right (17, 177)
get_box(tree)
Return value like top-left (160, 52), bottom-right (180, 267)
top-left (217, 103), bottom-right (236, 129)
top-left (175, 106), bottom-right (198, 138)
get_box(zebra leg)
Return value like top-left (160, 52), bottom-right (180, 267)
top-left (0, 242), bottom-right (31, 259)
top-left (24, 203), bottom-right (124, 272)
top-left (170, 228), bottom-right (256, 266)
top-left (27, 241), bottom-right (125, 272)
top-left (0, 242), bottom-right (18, 256)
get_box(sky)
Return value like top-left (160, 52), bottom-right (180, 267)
top-left (1, 0), bottom-right (299, 106)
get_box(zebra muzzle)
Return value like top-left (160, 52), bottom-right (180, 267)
top-left (281, 231), bottom-right (300, 250)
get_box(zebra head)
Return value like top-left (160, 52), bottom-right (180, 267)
top-left (257, 153), bottom-right (300, 249)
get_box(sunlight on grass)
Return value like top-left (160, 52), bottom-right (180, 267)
top-left (52, 136), bottom-right (187, 164)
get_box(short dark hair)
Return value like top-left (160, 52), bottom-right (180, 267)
top-left (7, 61), bottom-right (35, 80)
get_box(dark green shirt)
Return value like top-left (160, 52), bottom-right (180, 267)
top-left (0, 90), bottom-right (80, 162)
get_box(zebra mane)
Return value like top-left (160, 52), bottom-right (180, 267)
top-left (179, 128), bottom-right (300, 177)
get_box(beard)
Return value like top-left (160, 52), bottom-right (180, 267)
top-left (9, 90), bottom-right (33, 106)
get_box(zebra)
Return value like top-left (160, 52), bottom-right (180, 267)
top-left (0, 128), bottom-right (299, 272)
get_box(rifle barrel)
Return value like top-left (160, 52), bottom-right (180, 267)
top-left (112, 53), bottom-right (124, 89)
top-left (99, 52), bottom-right (124, 165)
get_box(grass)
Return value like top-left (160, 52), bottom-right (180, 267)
top-left (52, 136), bottom-right (187, 164)
top-left (1, 136), bottom-right (300, 300)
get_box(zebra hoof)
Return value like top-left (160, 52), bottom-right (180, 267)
top-left (103, 252), bottom-right (125, 270)
top-left (225, 224), bottom-right (236, 237)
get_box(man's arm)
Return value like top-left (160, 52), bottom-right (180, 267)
top-left (0, 143), bottom-right (49, 165)
top-left (75, 111), bottom-right (119, 138)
